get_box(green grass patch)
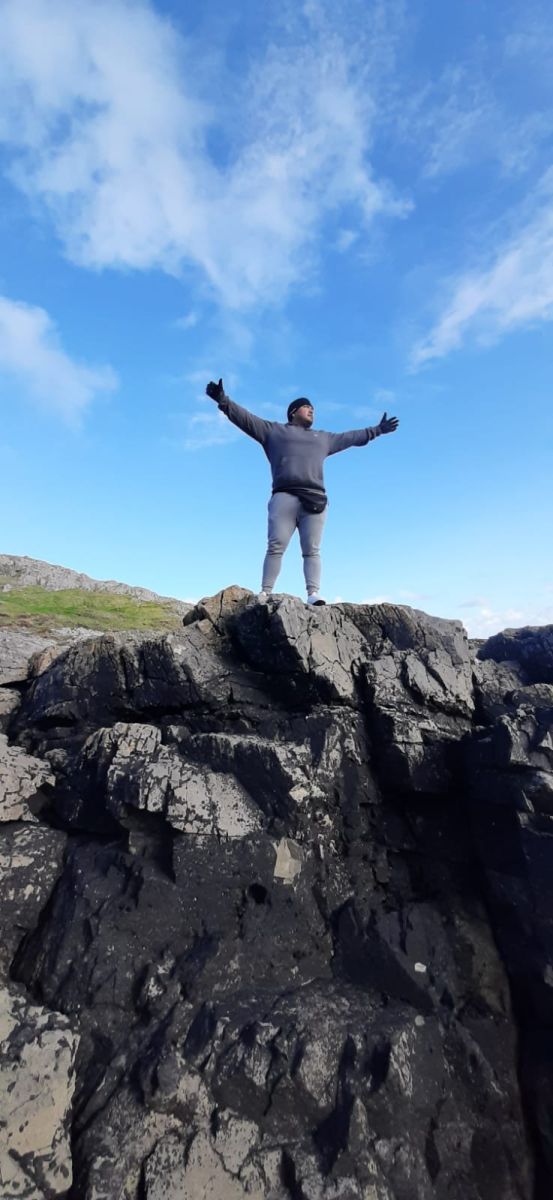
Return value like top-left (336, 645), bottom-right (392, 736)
top-left (0, 586), bottom-right (182, 633)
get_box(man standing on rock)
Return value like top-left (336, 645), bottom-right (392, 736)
top-left (206, 378), bottom-right (399, 605)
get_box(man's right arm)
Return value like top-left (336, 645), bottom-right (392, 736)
top-left (206, 378), bottom-right (272, 445)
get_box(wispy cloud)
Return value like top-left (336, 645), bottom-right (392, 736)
top-left (0, 0), bottom-right (409, 311)
top-left (184, 367), bottom-right (217, 388)
top-left (0, 294), bottom-right (117, 422)
top-left (398, 589), bottom-right (431, 602)
top-left (411, 169), bottom-right (553, 365)
top-left (504, 10), bottom-right (553, 80)
top-left (182, 407), bottom-right (241, 451)
top-left (335, 229), bottom-right (359, 252)
top-left (165, 387), bottom-right (246, 451)
top-left (348, 405), bottom-right (384, 422)
top-left (397, 64), bottom-right (552, 182)
top-left (459, 598), bottom-right (553, 639)
top-left (174, 312), bottom-right (199, 331)
top-left (388, 1), bottom-right (553, 184)
top-left (458, 596), bottom-right (489, 609)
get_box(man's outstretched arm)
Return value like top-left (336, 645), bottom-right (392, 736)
top-left (206, 378), bottom-right (272, 446)
top-left (326, 410), bottom-right (399, 455)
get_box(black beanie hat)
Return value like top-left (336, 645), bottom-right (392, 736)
top-left (287, 397), bottom-right (312, 421)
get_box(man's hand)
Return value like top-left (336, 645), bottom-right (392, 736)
top-left (206, 378), bottom-right (226, 403)
top-left (378, 411), bottom-right (399, 435)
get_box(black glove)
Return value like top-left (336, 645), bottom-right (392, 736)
top-left (206, 378), bottom-right (226, 403)
top-left (378, 411), bottom-right (399, 434)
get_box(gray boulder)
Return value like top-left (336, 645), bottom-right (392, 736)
top-left (0, 985), bottom-right (78, 1198)
top-left (0, 732), bottom-right (55, 822)
top-left (0, 685), bottom-right (20, 730)
top-left (0, 628), bottom-right (61, 686)
top-left (478, 622), bottom-right (553, 684)
top-left (0, 823), bottom-right (66, 980)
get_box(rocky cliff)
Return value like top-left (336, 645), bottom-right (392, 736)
top-left (1, 586), bottom-right (553, 1199)
top-left (0, 554), bottom-right (191, 610)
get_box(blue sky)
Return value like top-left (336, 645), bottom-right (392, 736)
top-left (1, 0), bottom-right (552, 636)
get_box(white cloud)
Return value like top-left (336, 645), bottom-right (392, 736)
top-left (183, 407), bottom-right (241, 451)
top-left (458, 596), bottom-right (489, 609)
top-left (411, 170), bottom-right (553, 365)
top-left (165, 389), bottom-right (247, 452)
top-left (175, 312), bottom-right (198, 331)
top-left (0, 0), bottom-right (409, 311)
top-left (0, 294), bottom-right (117, 422)
top-left (389, 3), bottom-right (553, 184)
top-left (398, 589), bottom-right (430, 602)
top-left (184, 367), bottom-right (217, 388)
top-left (398, 65), bottom-right (552, 182)
top-left (335, 229), bottom-right (359, 252)
top-left (349, 405), bottom-right (382, 422)
top-left (459, 601), bottom-right (553, 639)
top-left (504, 14), bottom-right (553, 80)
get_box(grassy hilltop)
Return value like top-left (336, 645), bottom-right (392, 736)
top-left (0, 580), bottom-right (184, 635)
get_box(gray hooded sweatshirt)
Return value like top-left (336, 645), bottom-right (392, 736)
top-left (218, 397), bottom-right (381, 495)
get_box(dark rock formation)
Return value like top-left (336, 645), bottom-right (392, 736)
top-left (1, 587), bottom-right (552, 1198)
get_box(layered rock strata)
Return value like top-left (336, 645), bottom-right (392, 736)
top-left (1, 587), bottom-right (552, 1199)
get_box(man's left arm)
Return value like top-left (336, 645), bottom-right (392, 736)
top-left (326, 411), bottom-right (399, 455)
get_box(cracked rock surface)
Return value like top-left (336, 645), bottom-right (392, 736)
top-left (0, 732), bottom-right (55, 822)
top-left (0, 984), bottom-right (79, 1198)
top-left (0, 823), bottom-right (67, 980)
top-left (1, 590), bottom-right (553, 1198)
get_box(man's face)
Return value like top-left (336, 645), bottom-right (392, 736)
top-left (293, 403), bottom-right (314, 428)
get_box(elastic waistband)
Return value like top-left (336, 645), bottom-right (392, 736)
top-left (272, 485), bottom-right (327, 498)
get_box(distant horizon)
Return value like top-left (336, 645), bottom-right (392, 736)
top-left (2, 547), bottom-right (549, 642)
top-left (1, 0), bottom-right (551, 638)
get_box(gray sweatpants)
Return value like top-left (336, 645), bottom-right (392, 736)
top-left (261, 492), bottom-right (328, 595)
